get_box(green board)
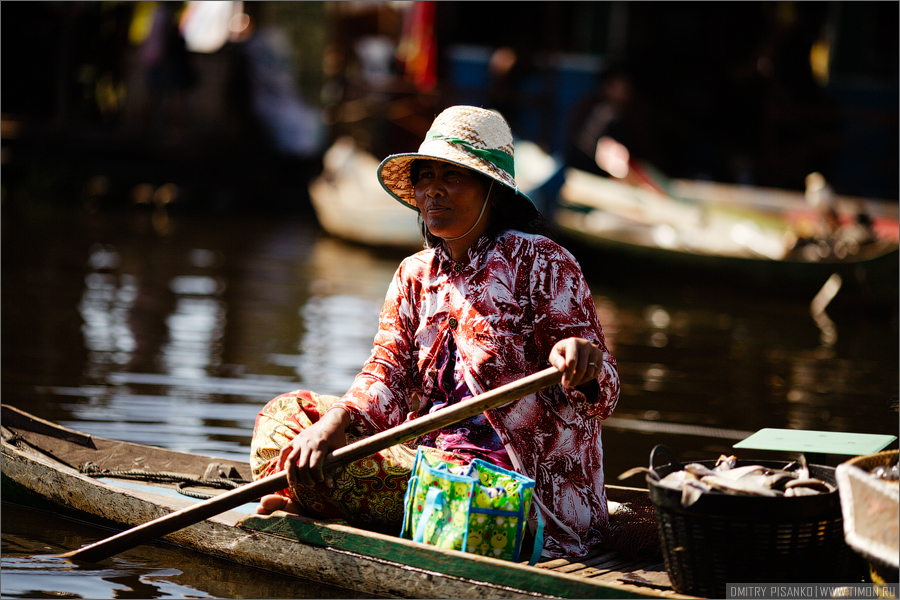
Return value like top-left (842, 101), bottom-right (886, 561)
top-left (734, 428), bottom-right (896, 457)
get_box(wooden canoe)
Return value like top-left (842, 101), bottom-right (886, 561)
top-left (308, 136), bottom-right (424, 252)
top-left (554, 166), bottom-right (899, 304)
top-left (0, 404), bottom-right (692, 599)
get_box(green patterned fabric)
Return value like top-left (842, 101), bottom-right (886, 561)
top-left (400, 446), bottom-right (542, 563)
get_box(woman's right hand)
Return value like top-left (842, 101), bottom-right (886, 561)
top-left (277, 407), bottom-right (350, 489)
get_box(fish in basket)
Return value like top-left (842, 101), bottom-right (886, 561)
top-left (620, 445), bottom-right (848, 598)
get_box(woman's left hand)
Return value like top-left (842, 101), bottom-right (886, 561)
top-left (549, 337), bottom-right (611, 389)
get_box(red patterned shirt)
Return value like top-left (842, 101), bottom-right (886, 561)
top-left (332, 230), bottom-right (620, 558)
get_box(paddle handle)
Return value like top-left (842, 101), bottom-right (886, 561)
top-left (323, 366), bottom-right (563, 467)
top-left (59, 367), bottom-right (562, 562)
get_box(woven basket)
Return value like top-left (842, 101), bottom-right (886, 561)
top-left (836, 450), bottom-right (899, 584)
top-left (647, 446), bottom-right (846, 598)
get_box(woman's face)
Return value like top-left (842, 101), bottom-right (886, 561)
top-left (413, 160), bottom-right (492, 243)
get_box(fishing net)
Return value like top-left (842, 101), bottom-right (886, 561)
top-left (603, 490), bottom-right (660, 559)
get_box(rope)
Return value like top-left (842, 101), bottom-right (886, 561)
top-left (442, 181), bottom-right (493, 241)
top-left (79, 462), bottom-right (250, 500)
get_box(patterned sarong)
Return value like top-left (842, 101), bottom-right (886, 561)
top-left (250, 390), bottom-right (466, 532)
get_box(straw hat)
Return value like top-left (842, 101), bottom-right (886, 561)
top-left (377, 105), bottom-right (533, 211)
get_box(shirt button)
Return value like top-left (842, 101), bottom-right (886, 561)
top-left (452, 263), bottom-right (463, 274)
top-left (428, 370), bottom-right (437, 379)
top-left (448, 317), bottom-right (458, 329)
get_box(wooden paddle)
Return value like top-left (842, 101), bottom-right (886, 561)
top-left (58, 366), bottom-right (563, 562)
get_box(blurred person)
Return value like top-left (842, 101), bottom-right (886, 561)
top-left (249, 106), bottom-right (620, 559)
top-left (565, 64), bottom-right (660, 185)
top-left (240, 26), bottom-right (324, 159)
top-left (138, 2), bottom-right (195, 140)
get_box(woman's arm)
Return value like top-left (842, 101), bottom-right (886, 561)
top-left (529, 238), bottom-right (620, 414)
top-left (332, 259), bottom-right (422, 431)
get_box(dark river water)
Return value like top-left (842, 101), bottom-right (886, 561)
top-left (2, 203), bottom-right (898, 599)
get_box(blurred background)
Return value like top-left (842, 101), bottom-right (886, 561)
top-left (1, 3), bottom-right (897, 598)
top-left (2, 0), bottom-right (897, 213)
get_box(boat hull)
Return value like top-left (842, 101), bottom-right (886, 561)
top-left (554, 168), bottom-right (899, 307)
top-left (1, 404), bottom-right (682, 599)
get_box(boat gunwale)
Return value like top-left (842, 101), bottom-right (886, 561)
top-left (553, 203), bottom-right (899, 266)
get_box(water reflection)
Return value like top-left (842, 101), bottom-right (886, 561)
top-left (2, 504), bottom-right (377, 599)
top-left (80, 266), bottom-right (138, 370)
top-left (47, 218), bottom-right (420, 459)
top-left (161, 282), bottom-right (226, 377)
top-left (294, 294), bottom-right (381, 395)
top-left (289, 237), bottom-right (402, 395)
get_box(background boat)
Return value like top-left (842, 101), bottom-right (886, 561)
top-left (309, 136), bottom-right (424, 252)
top-left (308, 131), bottom-right (898, 309)
top-left (553, 164), bottom-right (899, 308)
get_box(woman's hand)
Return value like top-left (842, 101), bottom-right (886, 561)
top-left (277, 407), bottom-right (350, 489)
top-left (549, 337), bottom-right (611, 389)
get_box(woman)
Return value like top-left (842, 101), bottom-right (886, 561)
top-left (250, 106), bottom-right (620, 558)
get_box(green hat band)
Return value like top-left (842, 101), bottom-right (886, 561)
top-left (424, 130), bottom-right (516, 178)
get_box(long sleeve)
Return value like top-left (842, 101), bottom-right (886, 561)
top-left (331, 258), bottom-right (425, 433)
top-left (526, 235), bottom-right (619, 418)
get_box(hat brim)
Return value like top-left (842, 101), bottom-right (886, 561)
top-left (377, 143), bottom-right (533, 212)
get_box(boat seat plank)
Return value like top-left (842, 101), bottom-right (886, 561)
top-left (576, 557), bottom-right (654, 579)
top-left (1, 407), bottom-right (96, 447)
top-left (2, 411), bottom-right (251, 481)
top-left (545, 551), bottom-right (624, 573)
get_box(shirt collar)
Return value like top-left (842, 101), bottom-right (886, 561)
top-left (436, 234), bottom-right (494, 273)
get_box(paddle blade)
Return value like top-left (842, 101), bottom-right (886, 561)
top-left (55, 472), bottom-right (287, 562)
